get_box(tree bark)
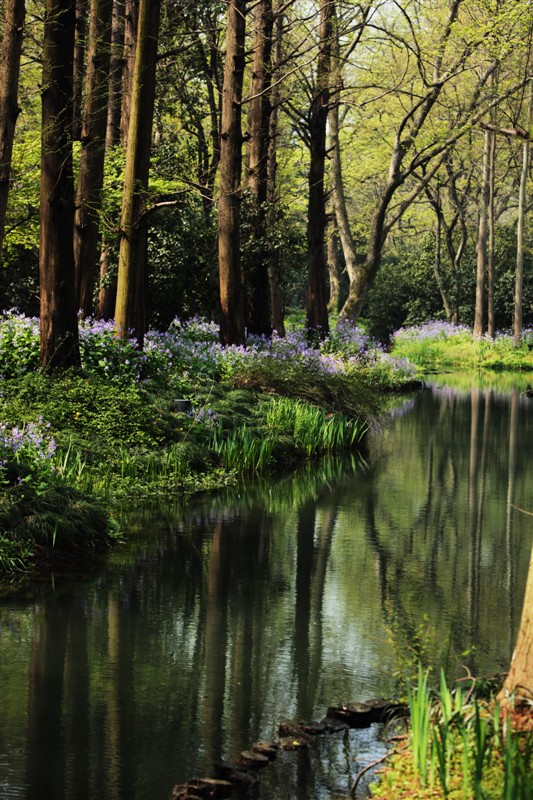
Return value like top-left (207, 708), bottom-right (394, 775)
top-left (74, 0), bottom-right (113, 316)
top-left (114, 0), bottom-right (160, 345)
top-left (498, 542), bottom-right (533, 703)
top-left (105, 0), bottom-right (125, 148)
top-left (39, 0), bottom-right (81, 370)
top-left (0, 0), bottom-right (24, 262)
top-left (245, 0), bottom-right (273, 337)
top-left (326, 212), bottom-right (342, 314)
top-left (218, 0), bottom-right (246, 346)
top-left (120, 0), bottom-right (137, 147)
top-left (473, 129), bottom-right (491, 338)
top-left (513, 81), bottom-right (533, 346)
top-left (73, 0), bottom-right (88, 140)
top-left (305, 0), bottom-right (333, 340)
top-left (266, 6), bottom-right (285, 337)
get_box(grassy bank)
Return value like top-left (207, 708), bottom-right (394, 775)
top-left (0, 313), bottom-right (415, 577)
top-left (370, 669), bottom-right (533, 800)
top-left (391, 322), bottom-right (533, 372)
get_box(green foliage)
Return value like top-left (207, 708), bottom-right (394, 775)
top-left (391, 322), bottom-right (533, 371)
top-left (371, 670), bottom-right (533, 800)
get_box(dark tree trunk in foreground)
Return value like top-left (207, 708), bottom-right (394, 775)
top-left (0, 0), bottom-right (25, 262)
top-left (39, 0), bottom-right (80, 370)
top-left (218, 0), bottom-right (246, 345)
top-left (305, 0), bottom-right (333, 340)
top-left (74, 0), bottom-right (113, 316)
top-left (114, 0), bottom-right (160, 346)
top-left (245, 0), bottom-right (273, 337)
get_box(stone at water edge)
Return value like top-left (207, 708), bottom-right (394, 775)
top-left (238, 750), bottom-right (270, 769)
top-left (277, 735), bottom-right (311, 751)
top-left (251, 741), bottom-right (278, 760)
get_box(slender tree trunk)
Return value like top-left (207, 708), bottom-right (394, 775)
top-left (244, 0), bottom-right (273, 336)
top-left (326, 212), bottom-right (342, 313)
top-left (487, 129), bottom-right (496, 338)
top-left (305, 0), bottom-right (333, 339)
top-left (105, 0), bottom-right (124, 148)
top-left (433, 210), bottom-right (453, 322)
top-left (266, 6), bottom-right (285, 336)
top-left (339, 185), bottom-right (393, 321)
top-left (473, 130), bottom-right (491, 338)
top-left (513, 81), bottom-right (533, 347)
top-left (39, 0), bottom-right (80, 370)
top-left (218, 0), bottom-right (246, 346)
top-left (73, 0), bottom-right (88, 139)
top-left (74, 0), bottom-right (113, 316)
top-left (114, 0), bottom-right (160, 345)
top-left (0, 0), bottom-right (25, 262)
top-left (120, 0), bottom-right (137, 147)
top-left (97, 0), bottom-right (124, 318)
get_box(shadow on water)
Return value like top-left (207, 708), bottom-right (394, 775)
top-left (1, 376), bottom-right (532, 800)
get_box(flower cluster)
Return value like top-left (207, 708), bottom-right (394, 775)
top-left (0, 311), bottom-right (414, 387)
top-left (0, 417), bottom-right (56, 468)
top-left (391, 321), bottom-right (471, 343)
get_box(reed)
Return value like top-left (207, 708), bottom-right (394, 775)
top-left (407, 665), bottom-right (432, 787)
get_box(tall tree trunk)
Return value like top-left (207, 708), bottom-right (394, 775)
top-left (330, 99), bottom-right (357, 297)
top-left (97, 0), bottom-right (124, 318)
top-left (39, 0), bottom-right (80, 370)
top-left (73, 0), bottom-right (88, 140)
top-left (218, 0), bottom-right (246, 346)
top-left (120, 0), bottom-right (137, 147)
top-left (433, 209), bottom-right (454, 322)
top-left (114, 0), bottom-right (160, 345)
top-left (0, 0), bottom-right (24, 262)
top-left (244, 0), bottom-right (273, 337)
top-left (513, 81), bottom-right (533, 347)
top-left (326, 212), bottom-right (342, 313)
top-left (74, 0), bottom-right (113, 316)
top-left (487, 129), bottom-right (496, 338)
top-left (266, 6), bottom-right (285, 336)
top-left (305, 0), bottom-right (333, 340)
top-left (473, 130), bottom-right (491, 338)
top-left (105, 0), bottom-right (125, 148)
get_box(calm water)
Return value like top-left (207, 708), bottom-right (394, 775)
top-left (1, 375), bottom-right (533, 800)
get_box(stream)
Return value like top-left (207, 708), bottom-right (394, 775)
top-left (1, 373), bottom-right (533, 800)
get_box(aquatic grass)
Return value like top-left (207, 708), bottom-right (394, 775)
top-left (210, 426), bottom-right (275, 473)
top-left (371, 670), bottom-right (533, 800)
top-left (407, 665), bottom-right (433, 788)
top-left (265, 396), bottom-right (367, 456)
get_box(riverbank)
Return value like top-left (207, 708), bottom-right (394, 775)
top-left (0, 313), bottom-right (415, 578)
top-left (391, 321), bottom-right (533, 372)
top-left (369, 670), bottom-right (533, 799)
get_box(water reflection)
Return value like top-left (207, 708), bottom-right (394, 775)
top-left (1, 379), bottom-right (532, 800)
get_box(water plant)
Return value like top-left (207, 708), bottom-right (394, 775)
top-left (371, 669), bottom-right (533, 800)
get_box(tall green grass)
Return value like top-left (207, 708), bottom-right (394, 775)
top-left (377, 668), bottom-right (533, 799)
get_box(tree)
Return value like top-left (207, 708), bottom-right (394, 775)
top-left (338, 0), bottom-right (526, 323)
top-left (305, 0), bottom-right (333, 339)
top-left (39, 0), bottom-right (81, 369)
top-left (498, 539), bottom-right (533, 703)
top-left (217, 0), bottom-right (246, 346)
top-left (0, 0), bottom-right (25, 262)
top-left (244, 0), bottom-right (274, 337)
top-left (513, 80), bottom-right (533, 346)
top-left (74, 0), bottom-right (113, 316)
top-left (114, 0), bottom-right (161, 345)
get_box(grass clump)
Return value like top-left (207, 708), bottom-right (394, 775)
top-left (370, 668), bottom-right (533, 800)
